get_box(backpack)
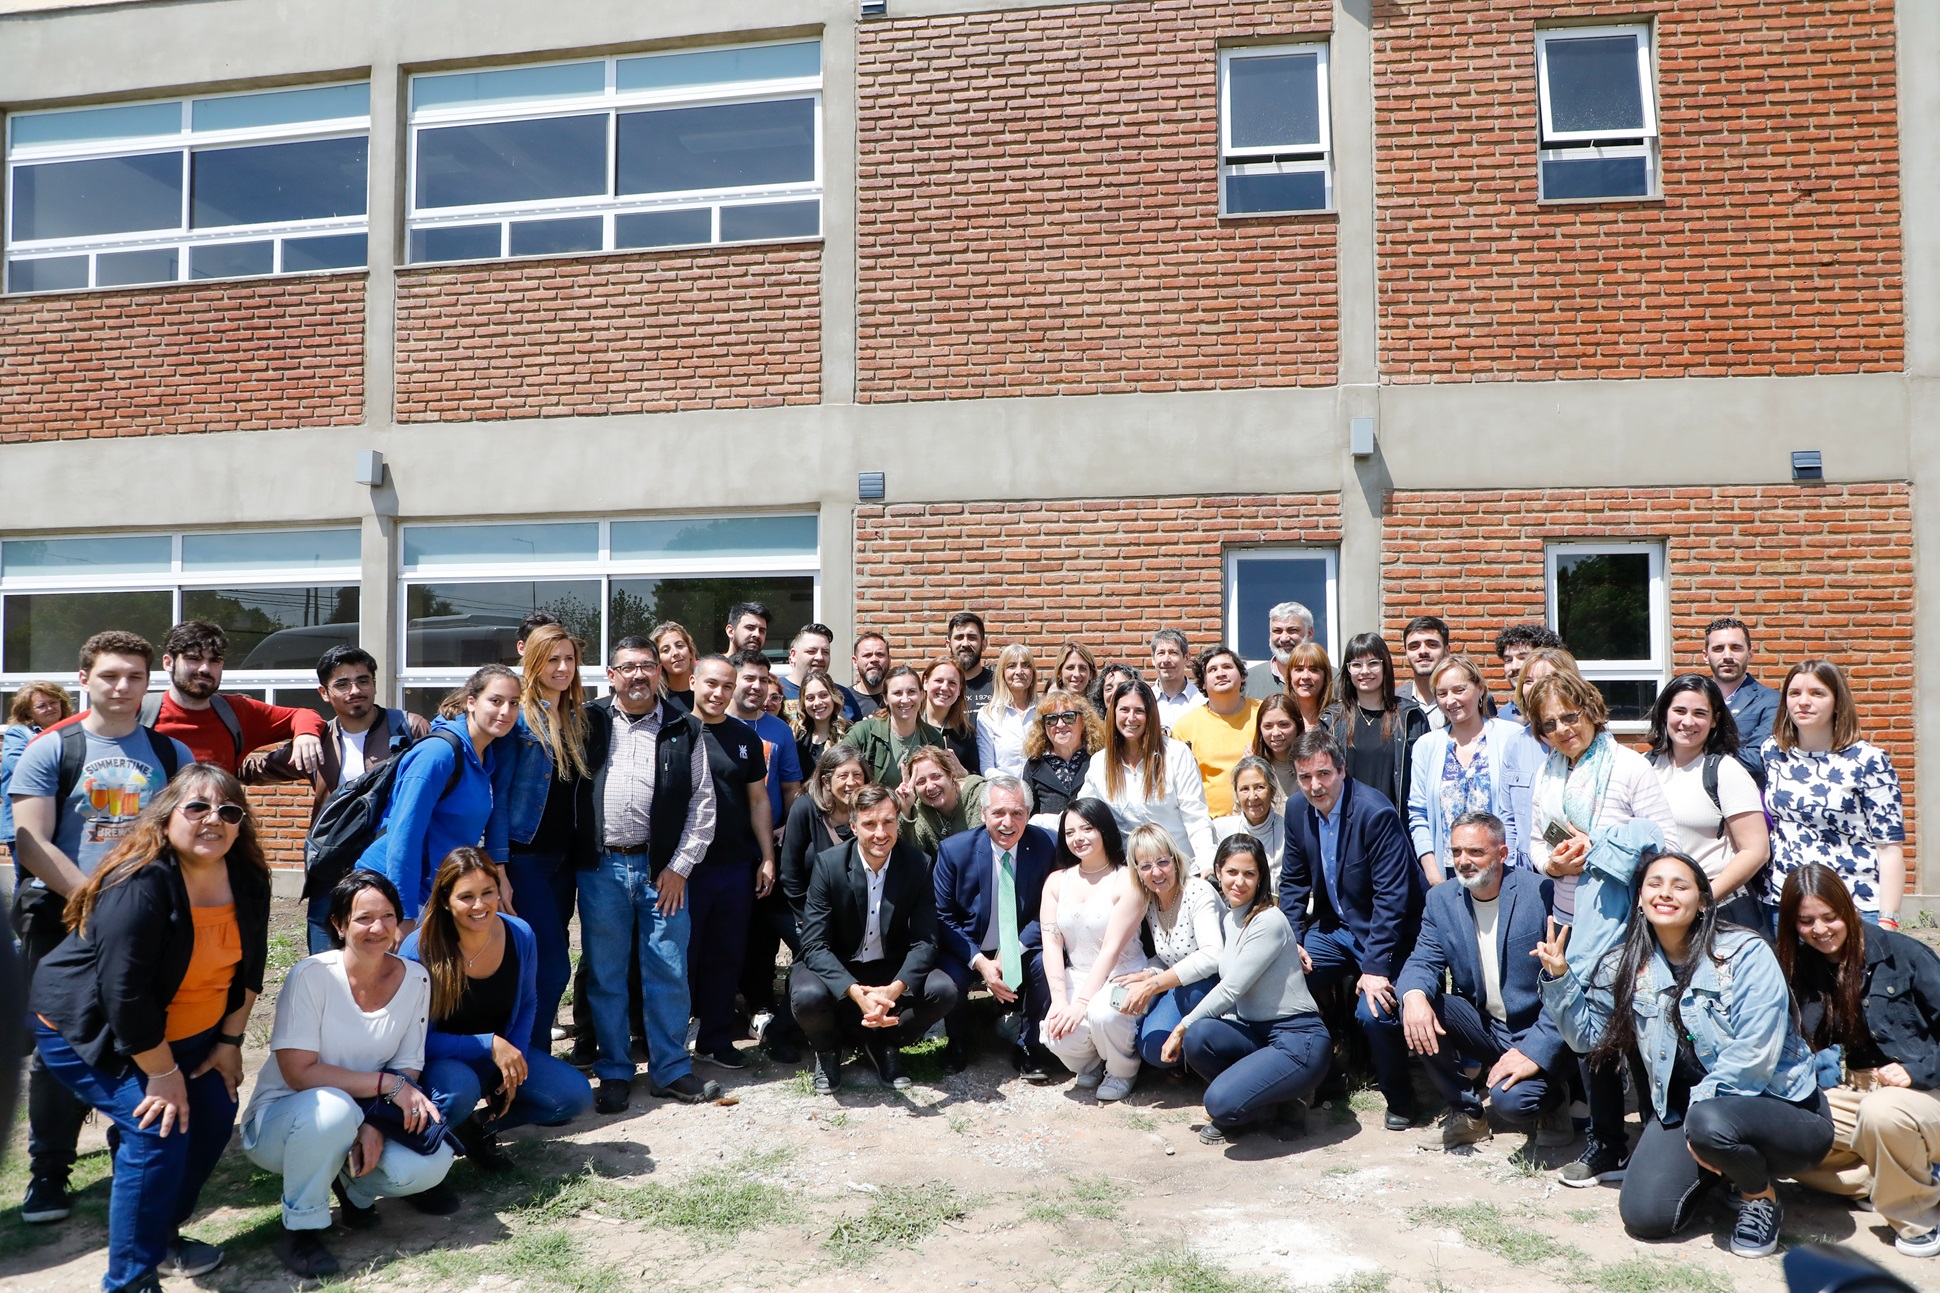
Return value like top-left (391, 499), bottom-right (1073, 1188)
top-left (1700, 753), bottom-right (1726, 840)
top-left (140, 692), bottom-right (243, 767)
top-left (58, 723), bottom-right (181, 806)
top-left (301, 728), bottom-right (462, 900)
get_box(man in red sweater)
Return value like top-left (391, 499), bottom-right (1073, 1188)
top-left (148, 621), bottom-right (326, 775)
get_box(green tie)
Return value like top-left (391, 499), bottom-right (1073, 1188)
top-left (997, 849), bottom-right (1022, 990)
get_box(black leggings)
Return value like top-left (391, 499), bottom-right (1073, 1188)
top-left (1620, 1092), bottom-right (1834, 1239)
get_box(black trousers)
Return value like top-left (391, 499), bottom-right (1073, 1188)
top-left (1620, 1092), bottom-right (1835, 1239)
top-left (938, 947), bottom-right (1050, 1058)
top-left (788, 960), bottom-right (957, 1054)
top-left (12, 884), bottom-right (87, 1178)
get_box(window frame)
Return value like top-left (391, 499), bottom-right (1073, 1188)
top-left (1223, 545), bottom-right (1340, 665)
top-left (1534, 24), bottom-right (1660, 203)
top-left (1543, 540), bottom-right (1667, 727)
top-left (1216, 43), bottom-right (1333, 218)
top-left (404, 40), bottom-right (824, 265)
top-left (4, 81), bottom-right (371, 294)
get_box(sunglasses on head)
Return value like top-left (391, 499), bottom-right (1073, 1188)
top-left (181, 800), bottom-right (246, 825)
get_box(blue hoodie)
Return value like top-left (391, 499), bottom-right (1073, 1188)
top-left (356, 715), bottom-right (506, 920)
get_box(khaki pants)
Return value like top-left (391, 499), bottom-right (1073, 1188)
top-left (1793, 1083), bottom-right (1940, 1240)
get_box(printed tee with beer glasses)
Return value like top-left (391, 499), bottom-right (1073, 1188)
top-left (7, 726), bottom-right (194, 879)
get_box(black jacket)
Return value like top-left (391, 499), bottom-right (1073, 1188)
top-left (1321, 697), bottom-right (1432, 816)
top-left (30, 851), bottom-right (270, 1070)
top-left (1023, 750), bottom-right (1091, 822)
top-left (798, 839), bottom-right (939, 999)
top-left (581, 696), bottom-right (704, 877)
top-left (780, 793), bottom-right (846, 916)
top-left (1801, 925), bottom-right (1940, 1090)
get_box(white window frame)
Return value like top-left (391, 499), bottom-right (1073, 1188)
top-left (1217, 43), bottom-right (1333, 217)
top-left (5, 82), bottom-right (371, 294)
top-left (1535, 24), bottom-right (1659, 202)
top-left (1544, 540), bottom-right (1667, 727)
top-left (1223, 546), bottom-right (1340, 665)
top-left (405, 40), bottom-right (824, 264)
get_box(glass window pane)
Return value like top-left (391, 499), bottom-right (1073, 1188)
top-left (1553, 551), bottom-right (1652, 660)
top-left (283, 232), bottom-right (367, 272)
top-left (11, 152), bottom-right (182, 241)
top-left (182, 585), bottom-right (360, 669)
top-left (1541, 154), bottom-right (1650, 201)
top-left (1224, 171), bottom-right (1327, 214)
top-left (414, 115), bottom-right (608, 209)
top-left (616, 42), bottom-right (820, 93)
top-left (1232, 556), bottom-right (1331, 663)
top-left (1545, 35), bottom-right (1646, 135)
top-left (1590, 679), bottom-right (1659, 725)
top-left (11, 101), bottom-right (181, 150)
top-left (3, 535), bottom-right (172, 577)
top-left (181, 529), bottom-right (359, 572)
top-left (188, 240), bottom-right (273, 280)
top-left (406, 581), bottom-right (600, 668)
top-left (412, 62), bottom-right (605, 113)
top-left (609, 514), bottom-right (817, 560)
top-left (719, 200), bottom-right (818, 242)
top-left (95, 247), bottom-right (178, 287)
top-left (1227, 53), bottom-right (1321, 150)
top-left (403, 687), bottom-right (450, 721)
top-left (609, 576), bottom-right (813, 660)
top-left (614, 207), bottom-right (711, 249)
top-left (402, 522), bottom-right (598, 568)
top-left (268, 688), bottom-right (334, 718)
top-left (508, 215), bottom-right (603, 257)
top-left (2, 590), bottom-right (172, 673)
top-left (409, 224), bottom-right (501, 263)
top-left (192, 84), bottom-right (370, 133)
top-left (616, 98), bottom-right (815, 195)
top-left (7, 256), bottom-right (88, 293)
top-left (191, 136), bottom-right (368, 227)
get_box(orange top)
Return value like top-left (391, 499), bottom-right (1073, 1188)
top-left (166, 905), bottom-right (240, 1042)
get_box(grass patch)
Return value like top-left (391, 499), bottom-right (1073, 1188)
top-left (825, 1112), bottom-right (852, 1129)
top-left (1121, 1110), bottom-right (1158, 1133)
top-left (1566, 1208), bottom-right (1601, 1225)
top-left (0, 1143), bottom-right (112, 1259)
top-left (409, 1224), bottom-right (628, 1292)
top-left (1025, 1174), bottom-right (1123, 1225)
top-left (826, 1181), bottom-right (970, 1263)
top-left (898, 1033), bottom-right (952, 1083)
top-left (1347, 1088), bottom-right (1386, 1115)
top-left (1116, 1245), bottom-right (1285, 1293)
top-left (522, 1148), bottom-right (795, 1238)
top-left (783, 1068), bottom-right (815, 1097)
top-left (1502, 1146), bottom-right (1547, 1179)
top-left (1584, 1258), bottom-right (1735, 1293)
top-left (1408, 1202), bottom-right (1583, 1267)
top-left (947, 1112), bottom-right (972, 1135)
top-left (1322, 1165), bottom-right (1358, 1177)
top-left (1328, 1276), bottom-right (1393, 1293)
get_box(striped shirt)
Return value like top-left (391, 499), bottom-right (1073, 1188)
top-left (602, 701), bottom-right (716, 878)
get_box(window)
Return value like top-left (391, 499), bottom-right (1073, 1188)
top-left (1545, 542), bottom-right (1666, 722)
top-left (1218, 45), bottom-right (1331, 216)
top-left (1536, 25), bottom-right (1658, 202)
top-left (406, 40), bottom-right (822, 264)
top-left (0, 528), bottom-right (362, 714)
top-left (5, 83), bottom-right (370, 293)
top-left (1224, 548), bottom-right (1339, 664)
top-left (398, 514), bottom-right (819, 716)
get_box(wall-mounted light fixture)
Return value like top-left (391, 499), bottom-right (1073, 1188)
top-left (354, 450), bottom-right (386, 486)
top-left (860, 0), bottom-right (887, 16)
top-left (1350, 416), bottom-right (1376, 459)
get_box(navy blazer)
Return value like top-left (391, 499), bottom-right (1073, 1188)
top-left (932, 824), bottom-right (1054, 969)
top-left (799, 840), bottom-right (939, 999)
top-left (1279, 777), bottom-right (1424, 979)
top-left (1396, 867), bottom-right (1565, 1073)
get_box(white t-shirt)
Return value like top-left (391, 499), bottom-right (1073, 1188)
top-left (338, 726), bottom-right (371, 781)
top-left (243, 951), bottom-right (431, 1128)
top-left (1471, 894), bottom-right (1507, 1024)
top-left (1652, 754), bottom-right (1764, 880)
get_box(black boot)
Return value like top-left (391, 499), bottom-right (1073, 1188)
top-left (454, 1115), bottom-right (512, 1174)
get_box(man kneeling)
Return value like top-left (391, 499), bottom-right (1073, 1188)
top-left (790, 786), bottom-right (959, 1093)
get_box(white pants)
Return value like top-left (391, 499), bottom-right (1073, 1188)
top-left (1043, 988), bottom-right (1143, 1080)
top-left (243, 1087), bottom-right (455, 1230)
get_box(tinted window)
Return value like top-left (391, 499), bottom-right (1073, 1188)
top-left (182, 585), bottom-right (361, 669)
top-left (1546, 36), bottom-right (1646, 134)
top-left (1540, 155), bottom-right (1650, 201)
top-left (415, 114), bottom-right (608, 209)
top-left (1227, 54), bottom-right (1321, 150)
top-left (508, 215), bottom-right (603, 257)
top-left (719, 200), bottom-right (819, 242)
top-left (94, 247), bottom-right (178, 287)
top-left (7, 257), bottom-right (87, 293)
top-left (191, 136), bottom-right (367, 227)
top-left (609, 575), bottom-right (814, 658)
top-left (614, 208), bottom-right (712, 249)
top-left (189, 241), bottom-right (274, 280)
top-left (1224, 172), bottom-right (1327, 214)
top-left (616, 98), bottom-right (815, 195)
top-left (409, 224), bottom-right (501, 264)
top-left (406, 580), bottom-right (600, 668)
top-left (2, 590), bottom-right (172, 673)
top-left (1232, 556), bottom-right (1331, 663)
top-left (283, 232), bottom-right (367, 272)
top-left (12, 152), bottom-right (181, 240)
top-left (1553, 551), bottom-right (1651, 659)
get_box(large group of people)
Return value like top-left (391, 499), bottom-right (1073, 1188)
top-left (1, 604), bottom-right (1934, 1291)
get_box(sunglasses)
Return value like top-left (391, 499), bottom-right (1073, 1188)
top-left (1537, 711), bottom-right (1585, 736)
top-left (181, 800), bottom-right (246, 825)
top-left (1042, 711), bottom-right (1081, 727)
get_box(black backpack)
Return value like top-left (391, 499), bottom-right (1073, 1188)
top-left (301, 728), bottom-right (462, 899)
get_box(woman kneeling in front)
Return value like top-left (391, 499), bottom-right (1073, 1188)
top-left (243, 871), bottom-right (456, 1279)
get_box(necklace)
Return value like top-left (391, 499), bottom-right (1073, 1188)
top-left (1076, 860), bottom-right (1112, 879)
top-left (463, 921), bottom-right (500, 972)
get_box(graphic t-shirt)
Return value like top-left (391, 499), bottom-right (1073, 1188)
top-left (7, 725), bottom-right (194, 877)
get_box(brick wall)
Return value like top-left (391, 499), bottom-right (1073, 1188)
top-left (0, 276), bottom-right (364, 439)
top-left (1381, 484), bottom-right (1917, 855)
top-left (856, 0), bottom-right (1339, 401)
top-left (394, 246), bottom-right (821, 421)
top-left (247, 781), bottom-right (312, 870)
top-left (1375, 1), bottom-right (1904, 380)
top-left (854, 493), bottom-right (1341, 665)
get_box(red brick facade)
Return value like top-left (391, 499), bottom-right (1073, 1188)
top-left (393, 246), bottom-right (822, 421)
top-left (0, 276), bottom-right (364, 440)
top-left (247, 781), bottom-right (313, 871)
top-left (1374, 0), bottom-right (1904, 380)
top-left (855, 0), bottom-right (1340, 401)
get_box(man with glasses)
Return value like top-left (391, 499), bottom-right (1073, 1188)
top-left (248, 646), bottom-right (429, 828)
top-left (1170, 646), bottom-right (1260, 817)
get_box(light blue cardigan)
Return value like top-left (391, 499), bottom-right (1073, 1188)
top-left (1407, 718), bottom-right (1538, 870)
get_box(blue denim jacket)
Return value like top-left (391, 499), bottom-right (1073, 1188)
top-left (1542, 926), bottom-right (1817, 1124)
top-left (493, 711), bottom-right (557, 849)
top-left (0, 723), bottom-right (34, 844)
top-left (1564, 816), bottom-right (1665, 981)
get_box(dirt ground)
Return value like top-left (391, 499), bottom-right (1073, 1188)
top-left (2, 903), bottom-right (1936, 1293)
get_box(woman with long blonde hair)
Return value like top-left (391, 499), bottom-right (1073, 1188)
top-left (1283, 641), bottom-right (1336, 732)
top-left (977, 643), bottom-right (1040, 779)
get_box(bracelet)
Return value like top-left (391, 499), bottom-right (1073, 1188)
top-left (148, 1064), bottom-right (179, 1079)
top-left (217, 1032), bottom-right (245, 1048)
top-left (1878, 915), bottom-right (1901, 930)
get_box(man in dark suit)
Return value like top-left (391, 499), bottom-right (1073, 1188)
top-left (1280, 730), bottom-right (1426, 1129)
top-left (1398, 811), bottom-right (1571, 1149)
top-left (791, 785), bottom-right (958, 1093)
top-left (932, 774), bottom-right (1057, 1080)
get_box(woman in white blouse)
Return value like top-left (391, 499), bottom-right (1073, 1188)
top-left (1113, 825), bottom-right (1224, 1073)
top-left (1080, 678), bottom-right (1215, 873)
top-left (976, 644), bottom-right (1039, 780)
top-left (1212, 756), bottom-right (1286, 891)
top-left (1645, 673), bottom-right (1770, 929)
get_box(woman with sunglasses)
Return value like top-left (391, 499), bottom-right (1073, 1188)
top-left (1645, 674), bottom-right (1771, 930)
top-left (1322, 633), bottom-right (1429, 814)
top-left (29, 766), bottom-right (270, 1292)
top-left (1116, 824), bottom-right (1224, 1073)
top-left (1022, 689), bottom-right (1107, 829)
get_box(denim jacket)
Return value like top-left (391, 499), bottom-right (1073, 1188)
top-left (1564, 816), bottom-right (1666, 981)
top-left (494, 710), bottom-right (560, 849)
top-left (1542, 926), bottom-right (1817, 1124)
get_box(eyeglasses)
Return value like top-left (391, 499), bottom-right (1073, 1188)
top-left (1537, 712), bottom-right (1585, 736)
top-left (1133, 859), bottom-right (1175, 874)
top-left (610, 663), bottom-right (657, 677)
top-left (181, 800), bottom-right (246, 825)
top-left (1042, 711), bottom-right (1081, 727)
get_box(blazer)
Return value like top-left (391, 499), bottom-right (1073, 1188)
top-left (1279, 776), bottom-right (1424, 979)
top-left (780, 792), bottom-right (845, 914)
top-left (400, 913), bottom-right (540, 1061)
top-left (1322, 696), bottom-right (1432, 816)
top-left (799, 839), bottom-right (940, 998)
top-left (1396, 867), bottom-right (1565, 1073)
top-left (932, 824), bottom-right (1055, 969)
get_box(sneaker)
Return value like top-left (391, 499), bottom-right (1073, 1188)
top-left (1073, 1062), bottom-right (1105, 1090)
top-left (749, 1011), bottom-right (774, 1045)
top-left (700, 1045), bottom-right (747, 1071)
top-left (19, 1175), bottom-right (70, 1224)
top-left (1017, 1048), bottom-right (1054, 1084)
top-left (1198, 1122), bottom-right (1228, 1146)
top-left (1559, 1138), bottom-right (1628, 1187)
top-left (813, 1051), bottom-right (841, 1095)
top-left (1535, 1099), bottom-right (1577, 1148)
top-left (595, 1078), bottom-right (630, 1114)
top-left (1730, 1195), bottom-right (1782, 1258)
top-left (1425, 1109), bottom-right (1492, 1150)
top-left (1896, 1226), bottom-right (1940, 1258)
top-left (331, 1181), bottom-right (380, 1231)
top-left (160, 1236), bottom-right (225, 1278)
top-left (867, 1042), bottom-right (911, 1090)
top-left (1096, 1075), bottom-right (1135, 1103)
top-left (650, 1073), bottom-right (723, 1104)
top-left (408, 1181), bottom-right (461, 1216)
top-left (275, 1228), bottom-right (341, 1279)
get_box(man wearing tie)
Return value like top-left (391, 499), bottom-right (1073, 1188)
top-left (932, 775), bottom-right (1058, 1081)
top-left (790, 786), bottom-right (959, 1093)
top-left (1280, 730), bottom-right (1426, 1130)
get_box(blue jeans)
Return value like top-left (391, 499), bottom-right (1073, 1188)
top-left (306, 888), bottom-right (336, 955)
top-left (34, 1022), bottom-right (234, 1292)
top-left (506, 850), bottom-right (576, 1052)
top-left (1419, 995), bottom-right (1557, 1123)
top-left (1138, 979), bottom-right (1216, 1069)
top-left (421, 1052), bottom-right (592, 1132)
top-left (1183, 1013), bottom-right (1332, 1132)
top-left (577, 852), bottom-right (694, 1085)
top-left (1302, 924), bottom-right (1415, 1116)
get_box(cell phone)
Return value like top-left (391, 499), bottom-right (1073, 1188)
top-left (1543, 820), bottom-right (1574, 848)
top-left (1108, 983), bottom-right (1130, 1011)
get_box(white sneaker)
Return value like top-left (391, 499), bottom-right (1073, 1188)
top-left (1898, 1226), bottom-right (1940, 1258)
top-left (1096, 1075), bottom-right (1135, 1102)
top-left (1073, 1062), bottom-right (1105, 1090)
top-left (749, 1011), bottom-right (774, 1045)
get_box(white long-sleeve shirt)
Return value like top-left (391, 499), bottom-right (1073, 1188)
top-left (975, 702), bottom-right (1036, 780)
top-left (1079, 736), bottom-right (1216, 873)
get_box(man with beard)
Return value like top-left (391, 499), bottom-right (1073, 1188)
top-left (850, 631), bottom-right (891, 718)
top-left (948, 612), bottom-right (995, 710)
top-left (1244, 602), bottom-right (1314, 701)
top-left (138, 621), bottom-right (327, 776)
top-left (778, 622), bottom-right (862, 721)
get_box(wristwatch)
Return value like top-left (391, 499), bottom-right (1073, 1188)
top-left (217, 1032), bottom-right (245, 1048)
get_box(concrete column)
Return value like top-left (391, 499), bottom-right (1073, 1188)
top-left (820, 7), bottom-right (859, 406)
top-left (1333, 0), bottom-right (1383, 637)
top-left (363, 59), bottom-right (402, 430)
top-left (819, 499), bottom-right (858, 686)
